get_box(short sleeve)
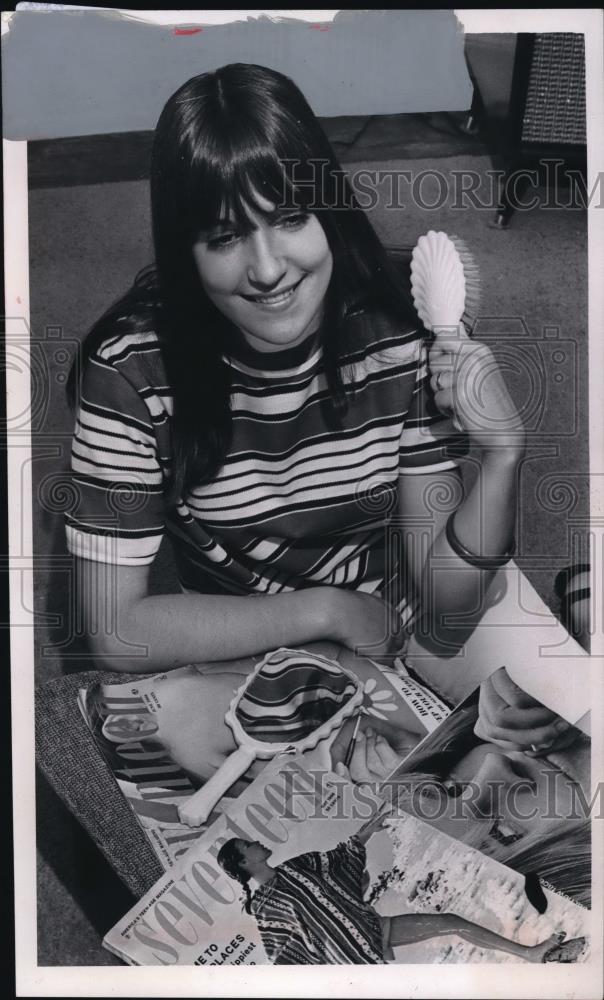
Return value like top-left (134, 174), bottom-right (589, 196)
top-left (399, 340), bottom-right (468, 474)
top-left (65, 353), bottom-right (166, 565)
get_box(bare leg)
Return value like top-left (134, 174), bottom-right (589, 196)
top-left (386, 913), bottom-right (561, 962)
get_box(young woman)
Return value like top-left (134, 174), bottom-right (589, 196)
top-left (66, 62), bottom-right (526, 674)
top-left (216, 831), bottom-right (583, 965)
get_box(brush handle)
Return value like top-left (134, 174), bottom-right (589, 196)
top-left (343, 711), bottom-right (362, 767)
top-left (431, 324), bottom-right (467, 432)
top-left (178, 746), bottom-right (256, 827)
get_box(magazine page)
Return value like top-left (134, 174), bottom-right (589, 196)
top-left (103, 751), bottom-right (382, 965)
top-left (78, 647), bottom-right (451, 867)
top-left (385, 672), bottom-right (592, 909)
top-left (104, 749), bottom-right (589, 967)
top-left (78, 668), bottom-right (214, 868)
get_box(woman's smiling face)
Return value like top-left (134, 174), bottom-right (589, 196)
top-left (192, 192), bottom-right (333, 354)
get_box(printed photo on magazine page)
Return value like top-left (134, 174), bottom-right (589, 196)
top-left (384, 673), bottom-right (592, 910)
top-left (76, 647), bottom-right (450, 866)
top-left (103, 752), bottom-right (589, 967)
top-left (4, 6), bottom-right (602, 995)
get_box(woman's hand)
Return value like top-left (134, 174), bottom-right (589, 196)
top-left (428, 325), bottom-right (526, 456)
top-left (355, 797), bottom-right (394, 844)
top-left (474, 666), bottom-right (579, 755)
top-left (335, 725), bottom-right (404, 783)
top-left (324, 588), bottom-right (407, 658)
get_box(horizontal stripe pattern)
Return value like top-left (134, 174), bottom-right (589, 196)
top-left (66, 316), bottom-right (465, 613)
top-left (237, 650), bottom-right (358, 742)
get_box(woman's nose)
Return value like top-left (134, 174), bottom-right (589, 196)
top-left (246, 229), bottom-right (287, 288)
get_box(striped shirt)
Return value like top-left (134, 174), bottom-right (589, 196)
top-left (251, 836), bottom-right (384, 964)
top-left (66, 307), bottom-right (463, 623)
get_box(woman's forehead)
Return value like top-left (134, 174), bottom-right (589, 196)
top-left (217, 189), bottom-right (279, 225)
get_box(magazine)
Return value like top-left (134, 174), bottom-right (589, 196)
top-left (78, 647), bottom-right (451, 867)
top-left (103, 751), bottom-right (590, 967)
top-left (386, 683), bottom-right (592, 909)
top-left (86, 647), bottom-right (592, 967)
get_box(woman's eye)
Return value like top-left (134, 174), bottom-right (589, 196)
top-left (275, 212), bottom-right (310, 230)
top-left (206, 231), bottom-right (239, 251)
top-left (443, 780), bottom-right (465, 799)
top-left (207, 234), bottom-right (236, 250)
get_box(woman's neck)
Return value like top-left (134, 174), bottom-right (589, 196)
top-left (250, 861), bottom-right (275, 886)
top-left (227, 325), bottom-right (321, 371)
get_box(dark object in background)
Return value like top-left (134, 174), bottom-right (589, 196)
top-left (465, 33), bottom-right (587, 228)
top-left (524, 871), bottom-right (549, 915)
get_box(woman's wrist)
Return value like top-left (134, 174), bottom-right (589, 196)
top-left (446, 512), bottom-right (514, 569)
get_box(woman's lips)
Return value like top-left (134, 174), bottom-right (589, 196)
top-left (241, 276), bottom-right (305, 308)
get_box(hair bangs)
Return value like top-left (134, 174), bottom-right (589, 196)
top-left (183, 133), bottom-right (322, 241)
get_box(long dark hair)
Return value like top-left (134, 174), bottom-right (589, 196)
top-left (217, 838), bottom-right (254, 914)
top-left (67, 63), bottom-right (415, 501)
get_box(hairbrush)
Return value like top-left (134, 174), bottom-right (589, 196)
top-left (410, 231), bottom-right (482, 431)
top-left (410, 230), bottom-right (481, 335)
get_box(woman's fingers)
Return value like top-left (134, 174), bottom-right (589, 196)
top-left (427, 351), bottom-right (461, 377)
top-left (474, 713), bottom-right (574, 752)
top-left (488, 666), bottom-right (541, 709)
top-left (476, 669), bottom-right (574, 752)
top-left (428, 337), bottom-right (525, 452)
top-left (524, 725), bottom-right (580, 756)
top-left (364, 728), bottom-right (387, 776)
top-left (484, 701), bottom-right (560, 732)
top-left (334, 761), bottom-right (351, 780)
top-left (477, 667), bottom-right (573, 749)
top-left (427, 341), bottom-right (464, 425)
top-left (345, 727), bottom-right (401, 781)
top-left (478, 678), bottom-right (559, 733)
top-left (373, 732), bottom-right (404, 772)
top-left (348, 731), bottom-right (376, 783)
top-left (429, 370), bottom-right (454, 395)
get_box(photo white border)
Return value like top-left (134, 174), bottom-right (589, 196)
top-left (6, 7), bottom-right (604, 997)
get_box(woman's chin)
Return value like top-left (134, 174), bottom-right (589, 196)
top-left (238, 320), bottom-right (317, 353)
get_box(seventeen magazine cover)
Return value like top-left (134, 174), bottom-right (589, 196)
top-left (103, 752), bottom-right (590, 967)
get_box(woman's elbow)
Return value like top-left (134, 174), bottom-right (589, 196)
top-left (74, 557), bottom-right (154, 672)
top-left (83, 613), bottom-right (152, 673)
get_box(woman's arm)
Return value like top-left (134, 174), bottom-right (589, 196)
top-left (399, 456), bottom-right (521, 649)
top-left (400, 326), bottom-right (526, 649)
top-left (76, 558), bottom-right (405, 672)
